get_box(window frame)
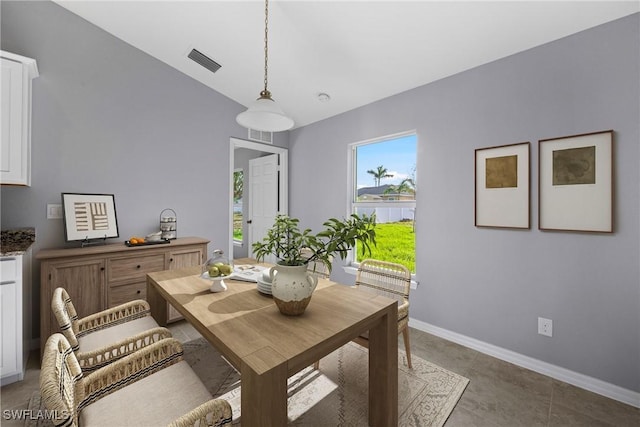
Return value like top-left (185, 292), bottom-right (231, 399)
top-left (344, 130), bottom-right (418, 285)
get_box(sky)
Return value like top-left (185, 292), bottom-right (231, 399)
top-left (356, 134), bottom-right (416, 189)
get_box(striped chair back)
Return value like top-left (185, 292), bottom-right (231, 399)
top-left (51, 288), bottom-right (80, 352)
top-left (355, 259), bottom-right (411, 318)
top-left (301, 248), bottom-right (332, 279)
top-left (40, 333), bottom-right (83, 427)
top-left (306, 259), bottom-right (331, 279)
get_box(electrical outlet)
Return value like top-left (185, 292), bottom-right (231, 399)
top-left (47, 204), bottom-right (63, 219)
top-left (538, 317), bottom-right (553, 337)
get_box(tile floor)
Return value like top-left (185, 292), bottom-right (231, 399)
top-left (2, 323), bottom-right (638, 426)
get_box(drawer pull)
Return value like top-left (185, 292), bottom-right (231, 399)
top-left (137, 290), bottom-right (141, 294)
top-left (136, 265), bottom-right (141, 269)
top-left (170, 258), bottom-right (174, 262)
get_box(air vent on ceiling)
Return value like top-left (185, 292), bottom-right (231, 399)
top-left (188, 48), bottom-right (221, 74)
top-left (248, 129), bottom-right (273, 144)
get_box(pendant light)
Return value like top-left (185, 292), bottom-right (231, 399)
top-left (236, 0), bottom-right (294, 132)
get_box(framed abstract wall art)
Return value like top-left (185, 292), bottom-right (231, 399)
top-left (62, 193), bottom-right (119, 242)
top-left (475, 142), bottom-right (530, 229)
top-left (538, 130), bottom-right (613, 233)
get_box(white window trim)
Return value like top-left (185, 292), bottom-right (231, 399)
top-left (344, 130), bottom-right (418, 288)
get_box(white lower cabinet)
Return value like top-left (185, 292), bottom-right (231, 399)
top-left (0, 253), bottom-right (30, 385)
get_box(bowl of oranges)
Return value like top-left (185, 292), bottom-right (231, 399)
top-left (126, 236), bottom-right (146, 246)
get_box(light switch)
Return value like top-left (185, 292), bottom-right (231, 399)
top-left (47, 204), bottom-right (63, 219)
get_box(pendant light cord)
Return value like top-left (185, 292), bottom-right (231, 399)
top-left (236, 0), bottom-right (293, 130)
top-left (262, 0), bottom-right (270, 96)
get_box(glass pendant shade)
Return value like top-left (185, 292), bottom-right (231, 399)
top-left (236, 95), bottom-right (294, 132)
top-left (236, 0), bottom-right (293, 133)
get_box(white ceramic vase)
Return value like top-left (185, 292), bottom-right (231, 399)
top-left (269, 264), bottom-right (318, 315)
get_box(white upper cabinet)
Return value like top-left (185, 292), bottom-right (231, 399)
top-left (1, 51), bottom-right (38, 186)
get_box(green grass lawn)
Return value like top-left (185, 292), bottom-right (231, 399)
top-left (356, 221), bottom-right (415, 272)
top-left (233, 212), bottom-right (243, 241)
top-left (238, 216), bottom-right (414, 272)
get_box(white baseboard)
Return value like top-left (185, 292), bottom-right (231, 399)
top-left (409, 318), bottom-right (640, 409)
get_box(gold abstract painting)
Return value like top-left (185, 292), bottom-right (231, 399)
top-left (486, 155), bottom-right (518, 188)
top-left (552, 146), bottom-right (595, 185)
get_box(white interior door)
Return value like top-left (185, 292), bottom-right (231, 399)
top-left (248, 154), bottom-right (279, 263)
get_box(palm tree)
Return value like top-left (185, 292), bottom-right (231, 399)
top-left (383, 177), bottom-right (417, 232)
top-left (367, 165), bottom-right (394, 187)
top-left (383, 178), bottom-right (416, 197)
top-left (233, 170), bottom-right (243, 202)
top-left (396, 178), bottom-right (415, 195)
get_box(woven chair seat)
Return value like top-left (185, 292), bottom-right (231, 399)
top-left (77, 316), bottom-right (159, 353)
top-left (52, 287), bottom-right (170, 372)
top-left (80, 361), bottom-right (212, 426)
top-left (357, 300), bottom-right (409, 341)
top-left (397, 300), bottom-right (409, 322)
top-left (40, 334), bottom-right (232, 427)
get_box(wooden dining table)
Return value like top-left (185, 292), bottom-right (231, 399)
top-left (146, 263), bottom-right (398, 426)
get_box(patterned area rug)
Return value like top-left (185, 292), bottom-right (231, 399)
top-left (27, 338), bottom-right (468, 426)
top-left (184, 338), bottom-right (469, 426)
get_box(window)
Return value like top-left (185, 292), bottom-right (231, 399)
top-left (350, 132), bottom-right (416, 273)
top-left (233, 169), bottom-right (244, 244)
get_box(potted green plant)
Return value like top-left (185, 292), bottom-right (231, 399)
top-left (253, 214), bottom-right (377, 315)
top-left (253, 214), bottom-right (377, 271)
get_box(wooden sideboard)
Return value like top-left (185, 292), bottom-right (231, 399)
top-left (37, 237), bottom-right (209, 355)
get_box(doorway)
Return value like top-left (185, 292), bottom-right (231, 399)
top-left (229, 138), bottom-right (288, 261)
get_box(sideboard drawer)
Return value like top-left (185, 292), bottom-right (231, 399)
top-left (109, 282), bottom-right (147, 307)
top-left (108, 254), bottom-right (165, 283)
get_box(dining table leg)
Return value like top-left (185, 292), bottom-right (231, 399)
top-left (368, 302), bottom-right (398, 426)
top-left (241, 347), bottom-right (288, 426)
top-left (146, 277), bottom-right (167, 326)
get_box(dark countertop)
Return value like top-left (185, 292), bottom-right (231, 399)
top-left (1, 227), bottom-right (35, 256)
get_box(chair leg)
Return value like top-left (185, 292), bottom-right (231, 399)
top-left (313, 361), bottom-right (320, 370)
top-left (402, 327), bottom-right (412, 369)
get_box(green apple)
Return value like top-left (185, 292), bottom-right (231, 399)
top-left (208, 266), bottom-right (220, 277)
top-left (219, 264), bottom-right (232, 276)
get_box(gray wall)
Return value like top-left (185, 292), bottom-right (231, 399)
top-left (2, 0), bottom-right (638, 395)
top-left (0, 1), bottom-right (288, 338)
top-left (289, 14), bottom-right (639, 392)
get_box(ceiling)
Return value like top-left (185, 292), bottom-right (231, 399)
top-left (53, 1), bottom-right (639, 130)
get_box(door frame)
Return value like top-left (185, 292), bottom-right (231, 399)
top-left (229, 137), bottom-right (288, 259)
